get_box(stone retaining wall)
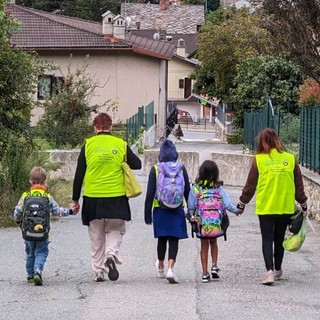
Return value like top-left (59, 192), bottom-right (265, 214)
top-left (48, 150), bottom-right (320, 220)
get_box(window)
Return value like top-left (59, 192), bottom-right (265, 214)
top-left (37, 75), bottom-right (64, 100)
top-left (179, 79), bottom-right (184, 89)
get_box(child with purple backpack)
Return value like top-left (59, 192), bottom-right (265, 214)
top-left (144, 139), bottom-right (190, 283)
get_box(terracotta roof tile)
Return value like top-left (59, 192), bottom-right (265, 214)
top-left (7, 4), bottom-right (175, 60)
top-left (8, 4), bottom-right (131, 49)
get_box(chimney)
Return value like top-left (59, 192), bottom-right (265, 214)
top-left (102, 11), bottom-right (115, 35)
top-left (136, 21), bottom-right (141, 30)
top-left (176, 38), bottom-right (186, 57)
top-left (160, 0), bottom-right (170, 10)
top-left (113, 15), bottom-right (126, 39)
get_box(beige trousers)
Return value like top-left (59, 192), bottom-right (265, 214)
top-left (88, 219), bottom-right (126, 273)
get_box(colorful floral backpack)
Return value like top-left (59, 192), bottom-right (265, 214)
top-left (193, 186), bottom-right (229, 240)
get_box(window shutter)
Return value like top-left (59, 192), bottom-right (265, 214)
top-left (184, 78), bottom-right (192, 98)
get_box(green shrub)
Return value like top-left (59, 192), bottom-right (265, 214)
top-left (279, 113), bottom-right (300, 144)
top-left (227, 128), bottom-right (243, 144)
top-left (0, 136), bottom-right (64, 228)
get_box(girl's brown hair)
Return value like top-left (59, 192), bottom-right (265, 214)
top-left (93, 113), bottom-right (112, 131)
top-left (30, 167), bottom-right (47, 184)
top-left (256, 128), bottom-right (285, 154)
top-left (195, 160), bottom-right (219, 187)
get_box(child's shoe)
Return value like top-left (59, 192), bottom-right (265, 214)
top-left (165, 268), bottom-right (179, 284)
top-left (202, 273), bottom-right (210, 283)
top-left (155, 260), bottom-right (165, 278)
top-left (211, 265), bottom-right (220, 279)
top-left (33, 271), bottom-right (43, 286)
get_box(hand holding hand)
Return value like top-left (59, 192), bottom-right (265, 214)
top-left (70, 200), bottom-right (80, 214)
top-left (236, 209), bottom-right (243, 216)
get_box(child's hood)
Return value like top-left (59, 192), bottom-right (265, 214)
top-left (158, 139), bottom-right (178, 162)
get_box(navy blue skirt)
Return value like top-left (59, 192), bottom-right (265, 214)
top-left (152, 207), bottom-right (188, 239)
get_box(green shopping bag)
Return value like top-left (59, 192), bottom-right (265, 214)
top-left (283, 219), bottom-right (307, 252)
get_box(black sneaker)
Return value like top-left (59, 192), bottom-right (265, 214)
top-left (33, 272), bottom-right (43, 286)
top-left (211, 266), bottom-right (220, 279)
top-left (105, 257), bottom-right (119, 281)
top-left (202, 273), bottom-right (210, 283)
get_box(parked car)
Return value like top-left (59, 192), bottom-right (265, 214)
top-left (178, 109), bottom-right (193, 124)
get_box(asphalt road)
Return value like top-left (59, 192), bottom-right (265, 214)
top-left (1, 139), bottom-right (319, 320)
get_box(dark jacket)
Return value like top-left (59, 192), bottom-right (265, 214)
top-left (144, 139), bottom-right (190, 224)
top-left (72, 133), bottom-right (142, 225)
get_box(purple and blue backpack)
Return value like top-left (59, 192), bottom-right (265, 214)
top-left (155, 161), bottom-right (185, 209)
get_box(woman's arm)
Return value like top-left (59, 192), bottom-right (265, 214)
top-left (72, 146), bottom-right (86, 201)
top-left (126, 146), bottom-right (142, 170)
top-left (239, 157), bottom-right (259, 204)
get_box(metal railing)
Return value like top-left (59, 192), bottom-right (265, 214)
top-left (243, 99), bottom-right (279, 151)
top-left (300, 106), bottom-right (320, 174)
top-left (125, 101), bottom-right (155, 144)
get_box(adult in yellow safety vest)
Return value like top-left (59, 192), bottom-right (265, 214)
top-left (237, 128), bottom-right (307, 286)
top-left (71, 113), bottom-right (141, 283)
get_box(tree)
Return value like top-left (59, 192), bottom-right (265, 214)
top-left (0, 1), bottom-right (46, 161)
top-left (17, 0), bottom-right (122, 20)
top-left (298, 78), bottom-right (320, 107)
top-left (193, 7), bottom-right (273, 101)
top-left (230, 55), bottom-right (302, 125)
top-left (36, 59), bottom-right (111, 148)
top-left (253, 0), bottom-right (320, 83)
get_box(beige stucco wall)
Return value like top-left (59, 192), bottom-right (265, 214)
top-left (32, 51), bottom-right (167, 130)
top-left (168, 59), bottom-right (194, 99)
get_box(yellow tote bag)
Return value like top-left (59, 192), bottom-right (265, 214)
top-left (122, 142), bottom-right (142, 198)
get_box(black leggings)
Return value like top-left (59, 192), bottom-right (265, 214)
top-left (157, 236), bottom-right (179, 261)
top-left (258, 214), bottom-right (292, 271)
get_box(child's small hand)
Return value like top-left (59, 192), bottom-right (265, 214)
top-left (236, 210), bottom-right (243, 216)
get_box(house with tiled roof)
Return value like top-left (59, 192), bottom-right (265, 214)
top-left (8, 3), bottom-right (176, 132)
top-left (121, 1), bottom-right (216, 122)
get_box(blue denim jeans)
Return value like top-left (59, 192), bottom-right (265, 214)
top-left (25, 239), bottom-right (49, 276)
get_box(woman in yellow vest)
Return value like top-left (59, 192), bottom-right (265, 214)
top-left (71, 113), bottom-right (141, 282)
top-left (237, 128), bottom-right (307, 285)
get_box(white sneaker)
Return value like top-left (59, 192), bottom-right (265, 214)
top-left (166, 268), bottom-right (179, 284)
top-left (155, 260), bottom-right (165, 278)
top-left (94, 272), bottom-right (105, 282)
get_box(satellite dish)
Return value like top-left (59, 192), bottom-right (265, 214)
top-left (153, 32), bottom-right (160, 40)
top-left (125, 16), bottom-right (132, 27)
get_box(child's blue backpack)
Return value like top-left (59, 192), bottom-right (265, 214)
top-left (155, 161), bottom-right (185, 209)
top-left (21, 191), bottom-right (50, 241)
top-left (192, 186), bottom-right (229, 240)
